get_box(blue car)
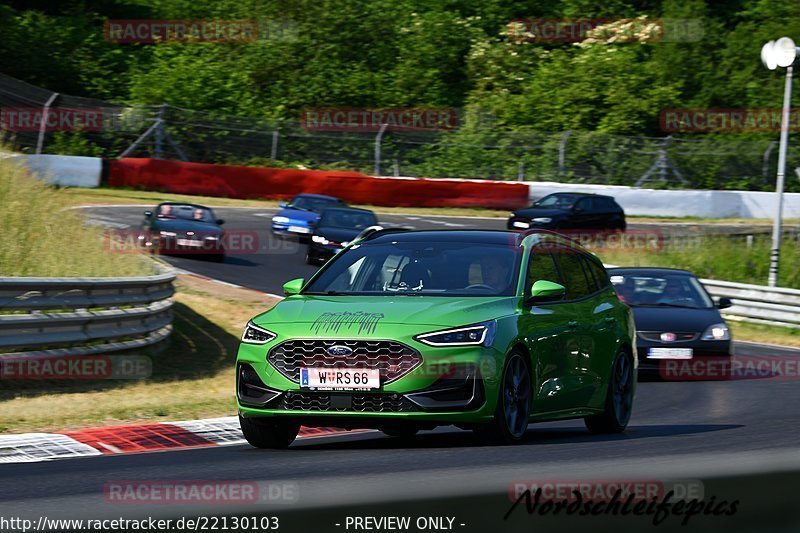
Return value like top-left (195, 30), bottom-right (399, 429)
top-left (271, 194), bottom-right (346, 239)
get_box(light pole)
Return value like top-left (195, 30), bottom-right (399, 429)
top-left (761, 37), bottom-right (800, 287)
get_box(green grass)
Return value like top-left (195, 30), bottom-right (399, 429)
top-left (596, 234), bottom-right (800, 288)
top-left (0, 159), bottom-right (154, 277)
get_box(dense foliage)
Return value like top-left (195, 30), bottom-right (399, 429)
top-left (3, 0), bottom-right (800, 188)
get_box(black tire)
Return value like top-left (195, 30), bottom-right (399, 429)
top-left (381, 426), bottom-right (419, 439)
top-left (474, 350), bottom-right (531, 445)
top-left (585, 350), bottom-right (634, 434)
top-left (239, 415), bottom-right (300, 449)
top-left (210, 253), bottom-right (225, 263)
top-left (305, 251), bottom-right (316, 265)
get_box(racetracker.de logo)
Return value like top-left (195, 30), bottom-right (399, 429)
top-left (0, 355), bottom-right (151, 380)
top-left (659, 355), bottom-right (800, 381)
top-left (661, 108), bottom-right (800, 133)
top-left (104, 480), bottom-right (299, 504)
top-left (300, 108), bottom-right (459, 132)
top-left (0, 107), bottom-right (104, 132)
top-left (104, 230), bottom-right (261, 255)
top-left (104, 20), bottom-right (259, 43)
top-left (507, 18), bottom-right (703, 44)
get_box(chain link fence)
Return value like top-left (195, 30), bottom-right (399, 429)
top-left (1, 72), bottom-right (798, 191)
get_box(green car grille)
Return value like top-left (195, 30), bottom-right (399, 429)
top-left (267, 339), bottom-right (422, 384)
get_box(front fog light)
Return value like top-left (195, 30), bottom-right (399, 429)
top-left (415, 321), bottom-right (496, 347)
top-left (241, 321), bottom-right (276, 344)
top-left (701, 323), bottom-right (730, 341)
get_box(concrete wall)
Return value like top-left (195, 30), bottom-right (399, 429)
top-left (526, 181), bottom-right (798, 219)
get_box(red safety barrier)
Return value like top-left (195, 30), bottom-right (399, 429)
top-left (107, 158), bottom-right (529, 209)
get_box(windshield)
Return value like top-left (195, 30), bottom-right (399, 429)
top-left (304, 241), bottom-right (521, 296)
top-left (289, 196), bottom-right (340, 212)
top-left (532, 194), bottom-right (579, 209)
top-left (157, 204), bottom-right (215, 223)
top-left (319, 210), bottom-right (377, 230)
top-left (610, 273), bottom-right (713, 309)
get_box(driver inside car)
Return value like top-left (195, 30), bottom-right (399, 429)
top-left (478, 255), bottom-right (511, 293)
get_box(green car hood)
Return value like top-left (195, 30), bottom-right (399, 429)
top-left (253, 295), bottom-right (518, 331)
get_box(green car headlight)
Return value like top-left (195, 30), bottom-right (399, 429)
top-left (241, 321), bottom-right (276, 344)
top-left (415, 320), bottom-right (496, 347)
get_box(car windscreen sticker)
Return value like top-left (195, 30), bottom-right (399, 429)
top-left (311, 311), bottom-right (385, 335)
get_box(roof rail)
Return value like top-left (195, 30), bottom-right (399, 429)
top-left (355, 226), bottom-right (413, 242)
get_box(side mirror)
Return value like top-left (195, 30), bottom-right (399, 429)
top-left (529, 280), bottom-right (566, 302)
top-left (216, 219), bottom-right (225, 225)
top-left (278, 202), bottom-right (288, 208)
top-left (717, 297), bottom-right (732, 309)
top-left (143, 210), bottom-right (152, 217)
top-left (283, 278), bottom-right (305, 297)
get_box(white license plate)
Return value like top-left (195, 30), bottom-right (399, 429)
top-left (289, 225), bottom-right (311, 234)
top-left (300, 368), bottom-right (380, 390)
top-left (647, 348), bottom-right (693, 359)
top-left (176, 238), bottom-right (202, 247)
top-left (512, 221), bottom-right (530, 229)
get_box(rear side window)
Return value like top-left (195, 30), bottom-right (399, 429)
top-left (526, 248), bottom-right (562, 294)
top-left (594, 198), bottom-right (609, 210)
top-left (553, 247), bottom-right (593, 299)
top-left (583, 256), bottom-right (610, 292)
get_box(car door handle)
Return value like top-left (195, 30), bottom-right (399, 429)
top-left (604, 317), bottom-right (616, 323)
top-left (567, 320), bottom-right (579, 329)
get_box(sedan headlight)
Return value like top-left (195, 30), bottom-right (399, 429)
top-left (532, 217), bottom-right (552, 223)
top-left (311, 235), bottom-right (330, 244)
top-left (159, 231), bottom-right (177, 237)
top-left (204, 235), bottom-right (219, 240)
top-left (415, 321), bottom-right (496, 347)
top-left (241, 321), bottom-right (276, 344)
top-left (272, 216), bottom-right (290, 224)
top-left (701, 323), bottom-right (730, 341)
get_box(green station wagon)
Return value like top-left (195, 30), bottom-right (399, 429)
top-left (236, 229), bottom-right (636, 447)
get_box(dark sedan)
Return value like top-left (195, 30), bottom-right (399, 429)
top-left (608, 267), bottom-right (732, 372)
top-left (508, 192), bottom-right (626, 231)
top-left (140, 202), bottom-right (226, 261)
top-left (305, 207), bottom-right (378, 265)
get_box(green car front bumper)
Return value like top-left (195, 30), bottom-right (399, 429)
top-left (236, 327), bottom-right (504, 427)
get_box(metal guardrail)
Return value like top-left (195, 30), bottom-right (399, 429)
top-left (700, 278), bottom-right (800, 328)
top-left (0, 267), bottom-right (175, 356)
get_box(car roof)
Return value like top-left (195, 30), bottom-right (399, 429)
top-left (321, 206), bottom-right (375, 215)
top-left (157, 201), bottom-right (212, 210)
top-left (293, 193), bottom-right (342, 201)
top-left (607, 267), bottom-right (694, 276)
top-left (541, 192), bottom-right (614, 199)
top-left (364, 229), bottom-right (583, 249)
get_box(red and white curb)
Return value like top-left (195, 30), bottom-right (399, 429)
top-left (0, 417), bottom-right (363, 464)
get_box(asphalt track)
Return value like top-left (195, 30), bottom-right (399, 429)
top-left (0, 206), bottom-right (797, 532)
